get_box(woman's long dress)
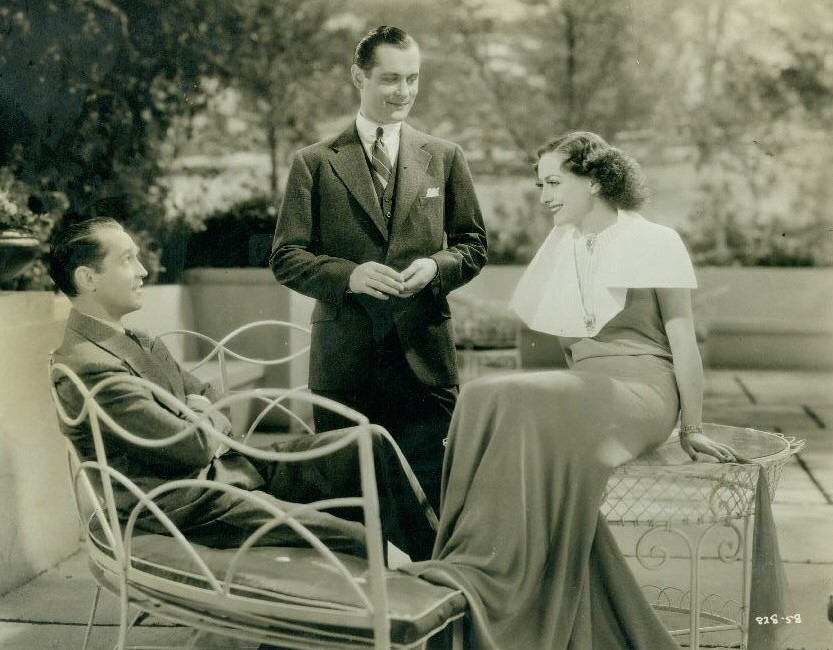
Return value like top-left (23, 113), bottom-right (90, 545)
top-left (403, 288), bottom-right (684, 650)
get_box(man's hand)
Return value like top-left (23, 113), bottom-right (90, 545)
top-left (186, 394), bottom-right (232, 437)
top-left (400, 258), bottom-right (438, 297)
top-left (348, 262), bottom-right (404, 300)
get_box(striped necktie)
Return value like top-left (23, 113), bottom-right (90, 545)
top-left (125, 329), bottom-right (148, 351)
top-left (371, 126), bottom-right (393, 195)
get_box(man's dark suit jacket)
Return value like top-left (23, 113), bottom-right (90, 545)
top-left (270, 122), bottom-right (488, 391)
top-left (52, 310), bottom-right (264, 509)
top-left (51, 309), bottom-right (434, 557)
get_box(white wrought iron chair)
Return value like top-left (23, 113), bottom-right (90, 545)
top-left (51, 363), bottom-right (464, 650)
top-left (158, 319), bottom-right (438, 530)
top-left (159, 320), bottom-right (311, 442)
top-left (158, 319), bottom-right (312, 396)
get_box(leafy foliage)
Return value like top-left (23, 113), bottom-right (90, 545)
top-left (1, 0), bottom-right (831, 282)
top-left (183, 196), bottom-right (278, 270)
top-left (448, 0), bottom-right (833, 265)
top-left (486, 188), bottom-right (551, 265)
top-left (0, 168), bottom-right (67, 290)
top-left (0, 0), bottom-right (238, 281)
top-left (663, 0), bottom-right (833, 266)
top-left (0, 0), bottom-right (353, 283)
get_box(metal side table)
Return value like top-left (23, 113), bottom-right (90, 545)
top-left (602, 423), bottom-right (803, 650)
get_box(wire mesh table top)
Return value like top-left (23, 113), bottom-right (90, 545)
top-left (602, 424), bottom-right (804, 526)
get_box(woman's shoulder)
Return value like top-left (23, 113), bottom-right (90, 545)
top-left (603, 212), bottom-right (697, 288)
top-left (619, 211), bottom-right (684, 243)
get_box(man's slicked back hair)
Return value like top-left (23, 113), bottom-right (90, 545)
top-left (353, 25), bottom-right (417, 71)
top-left (49, 217), bottom-right (123, 297)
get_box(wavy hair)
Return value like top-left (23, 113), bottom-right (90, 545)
top-left (537, 131), bottom-right (648, 210)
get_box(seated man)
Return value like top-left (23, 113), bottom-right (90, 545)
top-left (49, 217), bottom-right (434, 561)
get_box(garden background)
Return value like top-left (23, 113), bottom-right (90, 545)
top-left (2, 0), bottom-right (832, 290)
top-left (1, 4), bottom-right (833, 645)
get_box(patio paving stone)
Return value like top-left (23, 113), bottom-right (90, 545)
top-left (805, 405), bottom-right (833, 429)
top-left (703, 370), bottom-right (752, 401)
top-left (1, 368), bottom-right (831, 649)
top-left (0, 622), bottom-right (260, 650)
top-left (0, 552), bottom-right (120, 625)
top-left (774, 457), bottom-right (829, 506)
top-left (772, 503), bottom-right (833, 564)
top-left (0, 623), bottom-right (188, 650)
top-left (736, 371), bottom-right (833, 406)
top-left (629, 558), bottom-right (833, 650)
top-left (702, 404), bottom-right (820, 433)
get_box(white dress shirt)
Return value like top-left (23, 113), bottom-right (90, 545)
top-left (356, 112), bottom-right (401, 168)
top-left (87, 313), bottom-right (126, 334)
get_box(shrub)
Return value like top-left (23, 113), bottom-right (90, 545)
top-left (683, 177), bottom-right (831, 267)
top-left (183, 195), bottom-right (279, 269)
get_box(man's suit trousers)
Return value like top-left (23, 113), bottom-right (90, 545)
top-left (312, 329), bottom-right (457, 513)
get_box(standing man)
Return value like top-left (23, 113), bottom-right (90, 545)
top-left (270, 26), bottom-right (487, 510)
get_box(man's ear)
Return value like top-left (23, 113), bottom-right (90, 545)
top-left (589, 180), bottom-right (601, 195)
top-left (350, 64), bottom-right (363, 90)
top-left (73, 265), bottom-right (96, 294)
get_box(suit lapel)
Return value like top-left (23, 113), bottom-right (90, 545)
top-left (147, 338), bottom-right (187, 400)
top-left (328, 125), bottom-right (389, 240)
top-left (392, 123), bottom-right (431, 229)
top-left (66, 310), bottom-right (176, 396)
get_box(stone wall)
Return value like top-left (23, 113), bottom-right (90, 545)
top-left (1, 264), bottom-right (829, 593)
top-left (0, 287), bottom-right (194, 595)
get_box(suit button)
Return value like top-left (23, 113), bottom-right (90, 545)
top-left (386, 211), bottom-right (392, 219)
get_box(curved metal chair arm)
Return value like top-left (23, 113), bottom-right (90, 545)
top-left (370, 424), bottom-right (439, 532)
top-left (48, 361), bottom-right (466, 650)
top-left (159, 320), bottom-right (311, 395)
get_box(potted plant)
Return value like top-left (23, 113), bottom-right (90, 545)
top-left (0, 169), bottom-right (65, 290)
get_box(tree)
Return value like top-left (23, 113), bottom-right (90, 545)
top-left (441, 0), bottom-right (659, 155)
top-left (216, 0), bottom-right (356, 202)
top-left (655, 0), bottom-right (833, 264)
top-left (0, 0), bottom-right (240, 279)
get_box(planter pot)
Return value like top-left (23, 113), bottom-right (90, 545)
top-left (0, 230), bottom-right (40, 282)
top-left (0, 290), bottom-right (78, 595)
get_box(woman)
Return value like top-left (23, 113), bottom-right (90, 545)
top-left (403, 132), bottom-right (738, 650)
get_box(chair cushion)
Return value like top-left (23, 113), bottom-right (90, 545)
top-left (89, 528), bottom-right (465, 645)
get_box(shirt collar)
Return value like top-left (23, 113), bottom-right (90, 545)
top-left (355, 111), bottom-right (402, 148)
top-left (84, 311), bottom-right (126, 334)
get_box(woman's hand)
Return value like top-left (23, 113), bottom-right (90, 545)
top-left (680, 431), bottom-right (738, 463)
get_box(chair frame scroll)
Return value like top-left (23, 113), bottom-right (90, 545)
top-left (51, 361), bottom-right (461, 650)
top-left (159, 320), bottom-right (313, 440)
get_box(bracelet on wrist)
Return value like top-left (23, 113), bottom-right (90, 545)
top-left (680, 424), bottom-right (703, 438)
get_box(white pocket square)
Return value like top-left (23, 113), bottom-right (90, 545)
top-left (424, 187), bottom-right (440, 198)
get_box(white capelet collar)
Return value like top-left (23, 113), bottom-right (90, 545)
top-left (509, 211), bottom-right (697, 337)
